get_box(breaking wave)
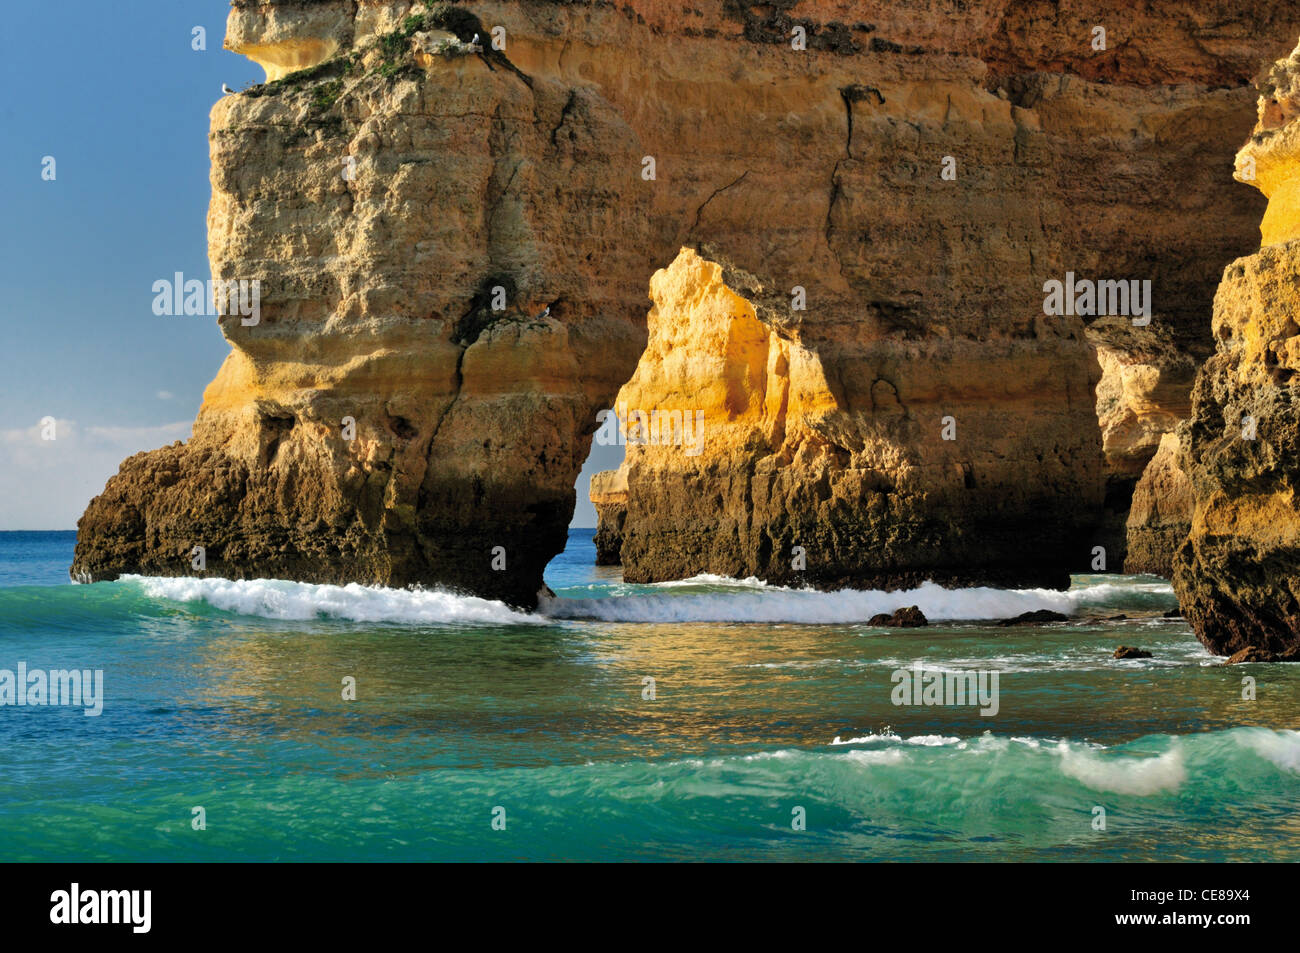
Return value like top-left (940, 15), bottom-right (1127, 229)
top-left (126, 572), bottom-right (1177, 626)
top-left (543, 578), bottom-right (1176, 624)
top-left (129, 575), bottom-right (536, 625)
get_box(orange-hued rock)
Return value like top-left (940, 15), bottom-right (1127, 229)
top-left (74, 3), bottom-right (658, 606)
top-left (1091, 319), bottom-right (1197, 486)
top-left (590, 465), bottom-right (628, 565)
top-left (1125, 432), bottom-right (1193, 575)
top-left (73, 0), bottom-right (1300, 604)
top-left (1238, 39), bottom-right (1300, 247)
top-left (1087, 316), bottom-right (1196, 567)
top-left (614, 247), bottom-right (1103, 589)
top-left (1174, 34), bottom-right (1300, 653)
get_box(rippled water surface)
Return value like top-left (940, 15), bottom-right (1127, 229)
top-left (0, 530), bottom-right (1295, 861)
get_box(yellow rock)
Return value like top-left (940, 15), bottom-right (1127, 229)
top-left (72, 0), bottom-right (1300, 605)
top-left (1174, 37), bottom-right (1300, 653)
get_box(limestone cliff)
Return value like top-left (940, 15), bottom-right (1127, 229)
top-left (1173, 37), bottom-right (1300, 653)
top-left (1124, 432), bottom-right (1193, 575)
top-left (612, 247), bottom-right (1102, 589)
top-left (589, 465), bottom-right (627, 565)
top-left (73, 0), bottom-right (1300, 604)
top-left (1088, 316), bottom-right (1196, 568)
top-left (74, 2), bottom-right (657, 607)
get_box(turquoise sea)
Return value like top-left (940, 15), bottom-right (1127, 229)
top-left (0, 529), bottom-right (1296, 862)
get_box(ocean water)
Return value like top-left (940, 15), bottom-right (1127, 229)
top-left (0, 529), bottom-right (1297, 862)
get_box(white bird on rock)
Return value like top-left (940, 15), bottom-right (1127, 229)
top-left (222, 83), bottom-right (236, 95)
top-left (535, 305), bottom-right (550, 320)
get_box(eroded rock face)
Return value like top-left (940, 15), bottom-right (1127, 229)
top-left (1173, 37), bottom-right (1300, 653)
top-left (589, 466), bottom-right (627, 565)
top-left (74, 3), bottom-right (658, 607)
top-left (615, 247), bottom-right (1103, 589)
top-left (1087, 317), bottom-right (1197, 567)
top-left (1124, 431), bottom-right (1193, 575)
top-left (74, 0), bottom-right (1300, 604)
top-left (1092, 321), bottom-right (1196, 481)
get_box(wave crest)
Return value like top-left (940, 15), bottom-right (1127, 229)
top-left (129, 575), bottom-right (535, 625)
top-left (543, 578), bottom-right (1174, 624)
top-left (126, 572), bottom-right (1176, 627)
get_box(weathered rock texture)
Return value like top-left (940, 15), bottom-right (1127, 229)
top-left (616, 247), bottom-right (1104, 589)
top-left (74, 0), bottom-right (1300, 604)
top-left (590, 465), bottom-right (627, 565)
top-left (1173, 37), bottom-right (1300, 654)
top-left (1113, 646), bottom-right (1153, 660)
top-left (1124, 431), bottom-right (1194, 575)
top-left (1090, 318), bottom-right (1196, 568)
top-left (869, 606), bottom-right (928, 628)
top-left (74, 2), bottom-right (657, 606)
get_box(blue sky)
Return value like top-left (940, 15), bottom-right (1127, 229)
top-left (0, 0), bottom-right (617, 530)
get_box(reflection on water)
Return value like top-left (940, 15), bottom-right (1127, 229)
top-left (184, 613), bottom-right (1300, 772)
top-left (0, 530), bottom-right (1297, 861)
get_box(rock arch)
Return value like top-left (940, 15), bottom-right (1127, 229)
top-left (73, 0), bottom-right (1300, 607)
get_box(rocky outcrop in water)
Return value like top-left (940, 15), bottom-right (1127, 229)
top-left (998, 610), bottom-right (1070, 626)
top-left (590, 466), bottom-right (627, 566)
top-left (73, 0), bottom-right (1300, 605)
top-left (74, 3), bottom-right (660, 607)
top-left (1113, 646), bottom-right (1153, 659)
top-left (614, 246), bottom-right (1104, 590)
top-left (1173, 38), bottom-right (1300, 654)
top-left (868, 606), bottom-right (928, 628)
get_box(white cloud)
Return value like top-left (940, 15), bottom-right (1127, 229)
top-left (0, 419), bottom-right (192, 529)
top-left (156, 390), bottom-right (174, 400)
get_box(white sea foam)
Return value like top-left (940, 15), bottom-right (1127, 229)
top-left (129, 575), bottom-right (535, 625)
top-left (130, 570), bottom-right (1176, 628)
top-left (543, 579), bottom-right (1173, 624)
top-left (654, 574), bottom-right (774, 589)
top-left (1239, 729), bottom-right (1300, 773)
top-left (874, 643), bottom-right (1208, 674)
top-left (666, 732), bottom-right (1282, 797)
top-left (843, 748), bottom-right (907, 765)
top-left (1056, 742), bottom-right (1186, 795)
top-left (742, 658), bottom-right (863, 670)
top-left (1070, 581), bottom-right (1176, 602)
top-left (831, 732), bottom-right (960, 747)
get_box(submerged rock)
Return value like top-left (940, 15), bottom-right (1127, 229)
top-left (997, 610), bottom-right (1070, 626)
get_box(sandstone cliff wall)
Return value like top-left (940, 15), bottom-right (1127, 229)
top-left (590, 465), bottom-right (627, 565)
top-left (1090, 317), bottom-right (1196, 568)
top-left (73, 1), bottom-right (1300, 604)
top-left (1173, 39), bottom-right (1300, 653)
top-left (1124, 431), bottom-right (1193, 575)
